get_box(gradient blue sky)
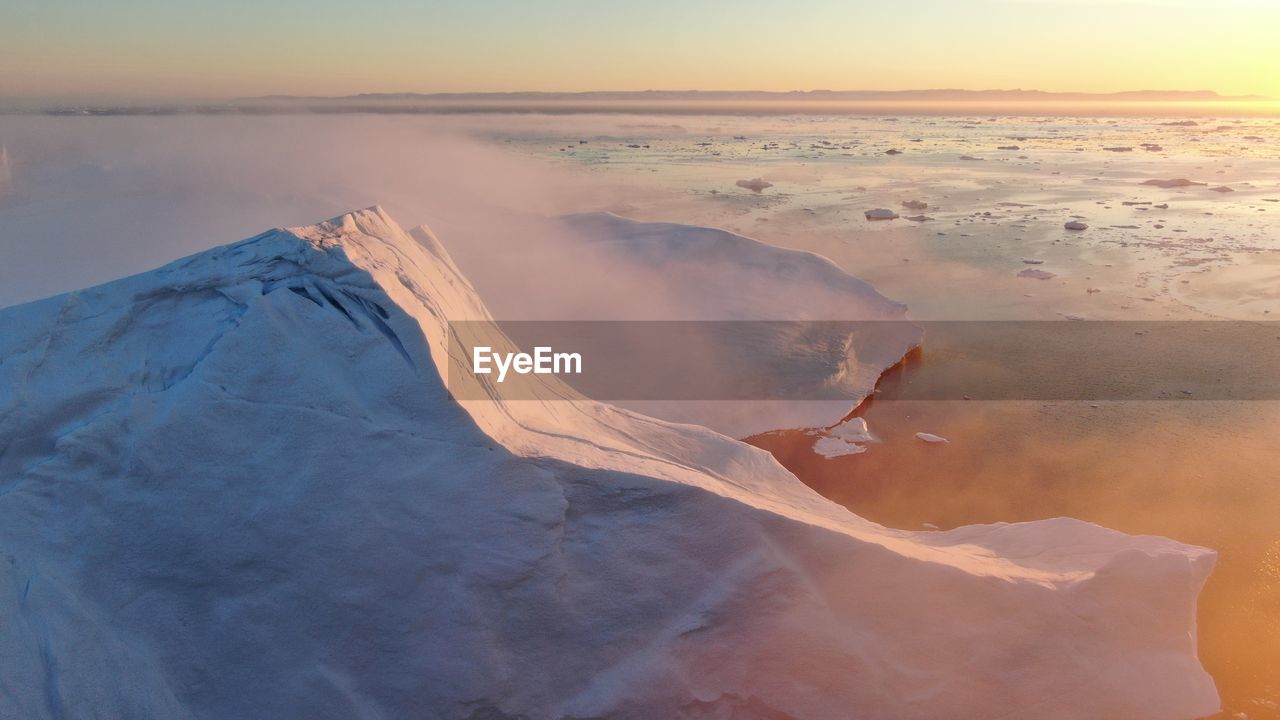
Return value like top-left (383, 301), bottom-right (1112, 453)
top-left (2, 0), bottom-right (1277, 100)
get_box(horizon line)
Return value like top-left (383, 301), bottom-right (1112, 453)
top-left (3, 87), bottom-right (1274, 106)
top-left (243, 88), bottom-right (1272, 101)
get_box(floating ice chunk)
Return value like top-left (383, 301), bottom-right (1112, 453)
top-left (865, 208), bottom-right (899, 220)
top-left (736, 178), bottom-right (773, 193)
top-left (1143, 178), bottom-right (1206, 188)
top-left (813, 436), bottom-right (869, 457)
top-left (915, 432), bottom-right (949, 443)
top-left (811, 417), bottom-right (875, 458)
top-left (1019, 268), bottom-right (1057, 280)
top-left (829, 416), bottom-right (874, 443)
top-left (901, 200), bottom-right (928, 210)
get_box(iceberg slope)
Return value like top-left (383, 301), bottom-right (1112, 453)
top-left (0, 207), bottom-right (1218, 719)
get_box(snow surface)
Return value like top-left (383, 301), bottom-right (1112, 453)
top-left (0, 206), bottom-right (1219, 719)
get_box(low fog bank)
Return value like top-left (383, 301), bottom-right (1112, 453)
top-left (0, 115), bottom-right (633, 309)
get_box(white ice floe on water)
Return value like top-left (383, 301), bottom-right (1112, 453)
top-left (0, 207), bottom-right (1220, 720)
top-left (811, 416), bottom-right (875, 457)
top-left (915, 432), bottom-right (950, 443)
top-left (813, 435), bottom-right (869, 457)
top-left (828, 415), bottom-right (875, 443)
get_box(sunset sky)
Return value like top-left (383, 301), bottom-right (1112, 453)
top-left (3, 0), bottom-right (1278, 100)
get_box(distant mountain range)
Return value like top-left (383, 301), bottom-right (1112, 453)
top-left (11, 89), bottom-right (1269, 117)
top-left (238, 89), bottom-right (1269, 103)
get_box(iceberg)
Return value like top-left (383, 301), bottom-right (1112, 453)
top-left (0, 207), bottom-right (1219, 719)
top-left (548, 212), bottom-right (922, 438)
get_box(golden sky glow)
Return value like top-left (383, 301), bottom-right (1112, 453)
top-left (2, 0), bottom-right (1278, 100)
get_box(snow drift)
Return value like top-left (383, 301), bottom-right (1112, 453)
top-left (0, 207), bottom-right (1219, 719)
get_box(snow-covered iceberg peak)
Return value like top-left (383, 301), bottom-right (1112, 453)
top-left (0, 207), bottom-right (1219, 719)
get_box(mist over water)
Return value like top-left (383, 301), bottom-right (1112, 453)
top-left (0, 115), bottom-right (622, 309)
